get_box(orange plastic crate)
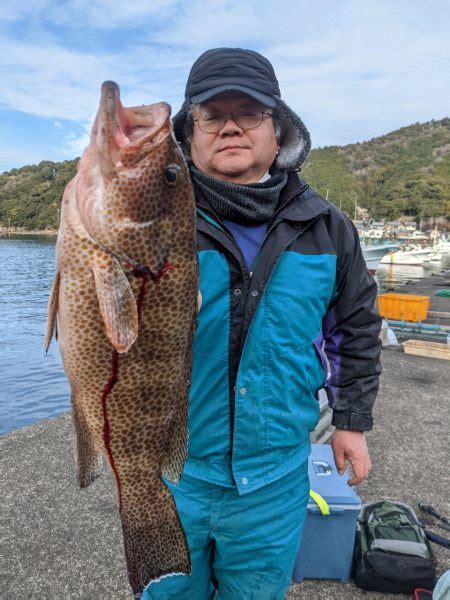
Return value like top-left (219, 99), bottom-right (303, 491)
top-left (377, 293), bottom-right (430, 322)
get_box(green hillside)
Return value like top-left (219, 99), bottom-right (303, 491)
top-left (302, 117), bottom-right (450, 219)
top-left (1, 117), bottom-right (449, 230)
top-left (0, 159), bottom-right (77, 230)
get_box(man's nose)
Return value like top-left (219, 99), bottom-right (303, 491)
top-left (219, 116), bottom-right (243, 135)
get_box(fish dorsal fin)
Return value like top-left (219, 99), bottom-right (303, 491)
top-left (92, 259), bottom-right (139, 353)
top-left (44, 271), bottom-right (61, 352)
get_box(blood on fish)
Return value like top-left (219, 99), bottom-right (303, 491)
top-left (101, 350), bottom-right (122, 511)
top-left (152, 261), bottom-right (177, 282)
top-left (101, 261), bottom-right (176, 513)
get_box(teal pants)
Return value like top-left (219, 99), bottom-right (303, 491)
top-left (142, 463), bottom-right (310, 600)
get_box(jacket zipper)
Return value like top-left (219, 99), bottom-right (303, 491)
top-left (250, 183), bottom-right (309, 272)
top-left (231, 211), bottom-right (328, 460)
top-left (239, 212), bottom-right (327, 361)
top-left (197, 187), bottom-right (325, 467)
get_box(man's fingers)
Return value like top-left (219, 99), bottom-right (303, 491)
top-left (347, 455), bottom-right (372, 486)
top-left (347, 458), bottom-right (365, 486)
top-left (331, 441), bottom-right (346, 475)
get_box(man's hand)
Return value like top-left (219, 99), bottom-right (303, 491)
top-left (331, 429), bottom-right (372, 486)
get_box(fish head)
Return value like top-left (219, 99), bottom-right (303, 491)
top-left (77, 81), bottom-right (191, 264)
top-left (92, 80), bottom-right (172, 180)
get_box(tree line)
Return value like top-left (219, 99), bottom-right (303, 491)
top-left (1, 118), bottom-right (449, 230)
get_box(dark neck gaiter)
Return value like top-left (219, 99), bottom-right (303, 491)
top-left (190, 165), bottom-right (288, 224)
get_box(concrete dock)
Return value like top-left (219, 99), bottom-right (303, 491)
top-left (1, 349), bottom-right (449, 599)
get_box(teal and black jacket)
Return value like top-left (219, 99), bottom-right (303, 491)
top-left (184, 173), bottom-right (381, 495)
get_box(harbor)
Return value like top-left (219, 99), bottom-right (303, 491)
top-left (377, 263), bottom-right (450, 348)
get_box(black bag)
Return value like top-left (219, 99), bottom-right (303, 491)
top-left (353, 500), bottom-right (437, 594)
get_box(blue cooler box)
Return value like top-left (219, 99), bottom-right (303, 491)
top-left (292, 444), bottom-right (361, 583)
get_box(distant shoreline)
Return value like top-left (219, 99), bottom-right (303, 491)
top-left (0, 229), bottom-right (57, 236)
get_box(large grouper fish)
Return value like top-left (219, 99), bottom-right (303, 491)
top-left (45, 81), bottom-right (198, 597)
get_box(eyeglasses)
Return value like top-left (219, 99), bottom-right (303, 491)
top-left (193, 107), bottom-right (273, 134)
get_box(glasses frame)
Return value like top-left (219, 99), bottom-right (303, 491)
top-left (193, 110), bottom-right (273, 134)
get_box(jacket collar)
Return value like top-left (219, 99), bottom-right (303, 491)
top-left (195, 171), bottom-right (330, 227)
top-left (274, 172), bottom-right (330, 223)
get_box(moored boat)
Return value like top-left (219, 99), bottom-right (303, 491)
top-left (380, 244), bottom-right (437, 265)
top-left (380, 250), bottom-right (425, 266)
top-left (362, 243), bottom-right (398, 272)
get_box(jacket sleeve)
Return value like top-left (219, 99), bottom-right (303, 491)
top-left (322, 214), bottom-right (382, 431)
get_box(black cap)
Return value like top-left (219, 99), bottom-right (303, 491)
top-left (173, 47), bottom-right (312, 171)
top-left (184, 47), bottom-right (280, 107)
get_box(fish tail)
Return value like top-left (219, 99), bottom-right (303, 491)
top-left (120, 479), bottom-right (191, 598)
top-left (72, 397), bottom-right (104, 487)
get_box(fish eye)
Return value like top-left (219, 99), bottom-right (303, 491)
top-left (164, 163), bottom-right (181, 187)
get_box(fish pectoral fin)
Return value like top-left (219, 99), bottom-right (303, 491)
top-left (161, 399), bottom-right (188, 484)
top-left (72, 395), bottom-right (105, 487)
top-left (44, 271), bottom-right (61, 352)
top-left (162, 313), bottom-right (195, 484)
top-left (92, 259), bottom-right (139, 353)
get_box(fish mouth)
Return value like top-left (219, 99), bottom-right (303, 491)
top-left (94, 81), bottom-right (171, 174)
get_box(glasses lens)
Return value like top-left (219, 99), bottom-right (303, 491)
top-left (233, 107), bottom-right (263, 130)
top-left (197, 108), bottom-right (264, 132)
top-left (198, 110), bottom-right (223, 133)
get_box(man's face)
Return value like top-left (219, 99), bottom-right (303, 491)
top-left (190, 91), bottom-right (279, 184)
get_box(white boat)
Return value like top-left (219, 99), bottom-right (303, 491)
top-left (380, 249), bottom-right (425, 266)
top-left (362, 243), bottom-right (398, 272)
top-left (428, 253), bottom-right (443, 263)
top-left (380, 244), bottom-right (437, 266)
top-left (433, 239), bottom-right (450, 255)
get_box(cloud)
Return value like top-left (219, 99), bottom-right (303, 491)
top-left (63, 124), bottom-right (91, 157)
top-left (0, 35), bottom-right (192, 123)
top-left (0, 0), bottom-right (179, 28)
top-left (0, 146), bottom-right (43, 170)
top-left (256, 5), bottom-right (450, 145)
top-left (0, 0), bottom-right (50, 22)
top-left (0, 0), bottom-right (449, 171)
top-left (55, 0), bottom-right (179, 29)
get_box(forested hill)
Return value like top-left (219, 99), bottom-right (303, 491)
top-left (1, 117), bottom-right (449, 231)
top-left (0, 159), bottom-right (78, 230)
top-left (302, 117), bottom-right (450, 219)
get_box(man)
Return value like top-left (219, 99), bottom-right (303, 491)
top-left (142, 48), bottom-right (381, 600)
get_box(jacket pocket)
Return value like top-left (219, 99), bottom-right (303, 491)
top-left (266, 343), bottom-right (321, 449)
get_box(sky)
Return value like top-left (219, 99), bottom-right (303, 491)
top-left (0, 0), bottom-right (449, 173)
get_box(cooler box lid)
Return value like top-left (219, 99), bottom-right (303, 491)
top-left (308, 444), bottom-right (361, 508)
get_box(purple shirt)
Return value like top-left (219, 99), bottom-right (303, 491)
top-left (222, 219), bottom-right (267, 273)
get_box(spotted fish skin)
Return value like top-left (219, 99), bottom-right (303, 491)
top-left (45, 81), bottom-right (197, 597)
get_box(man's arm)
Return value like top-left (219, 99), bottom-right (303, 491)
top-left (322, 216), bottom-right (382, 485)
